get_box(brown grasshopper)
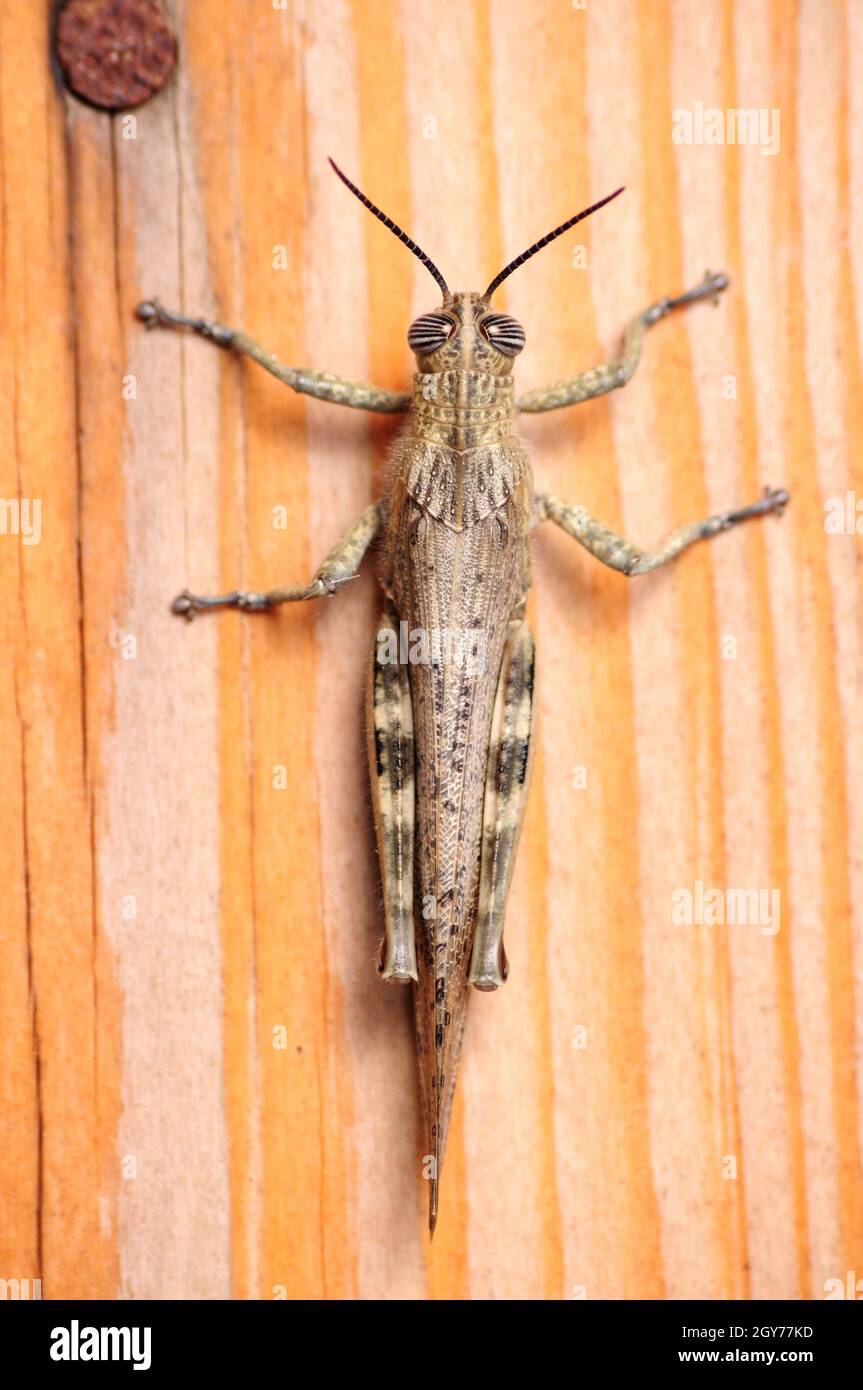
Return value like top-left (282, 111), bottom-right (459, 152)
top-left (138, 159), bottom-right (789, 1233)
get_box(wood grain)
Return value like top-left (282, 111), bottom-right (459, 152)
top-left (1, 0), bottom-right (861, 1300)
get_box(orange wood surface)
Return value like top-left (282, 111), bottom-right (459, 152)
top-left (1, 0), bottom-right (862, 1300)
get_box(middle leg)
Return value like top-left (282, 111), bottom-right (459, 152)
top-left (535, 487), bottom-right (789, 576)
top-left (172, 501), bottom-right (381, 618)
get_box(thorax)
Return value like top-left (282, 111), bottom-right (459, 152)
top-left (410, 369), bottom-right (515, 451)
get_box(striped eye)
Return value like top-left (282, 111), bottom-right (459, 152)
top-left (478, 312), bottom-right (525, 357)
top-left (408, 311), bottom-right (456, 356)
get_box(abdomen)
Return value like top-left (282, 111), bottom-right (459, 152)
top-left (379, 440), bottom-right (533, 1185)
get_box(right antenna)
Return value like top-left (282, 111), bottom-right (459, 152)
top-left (484, 186), bottom-right (625, 300)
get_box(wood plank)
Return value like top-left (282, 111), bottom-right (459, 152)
top-left (1, 0), bottom-right (861, 1300)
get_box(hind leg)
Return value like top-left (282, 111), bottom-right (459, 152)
top-left (368, 604), bottom-right (417, 983)
top-left (469, 618), bottom-right (537, 991)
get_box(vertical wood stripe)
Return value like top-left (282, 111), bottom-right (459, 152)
top-left (1, 0), bottom-right (860, 1300)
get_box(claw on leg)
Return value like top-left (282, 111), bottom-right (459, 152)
top-left (644, 270), bottom-right (730, 325)
top-left (722, 485), bottom-right (789, 528)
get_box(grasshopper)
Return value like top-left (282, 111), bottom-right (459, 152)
top-left (138, 159), bottom-right (789, 1233)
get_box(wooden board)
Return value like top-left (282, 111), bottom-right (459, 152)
top-left (1, 0), bottom-right (861, 1300)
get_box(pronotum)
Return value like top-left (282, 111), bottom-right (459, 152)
top-left (138, 159), bottom-right (789, 1233)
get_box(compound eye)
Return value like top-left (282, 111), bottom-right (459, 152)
top-left (408, 311), bottom-right (456, 356)
top-left (479, 312), bottom-right (525, 357)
